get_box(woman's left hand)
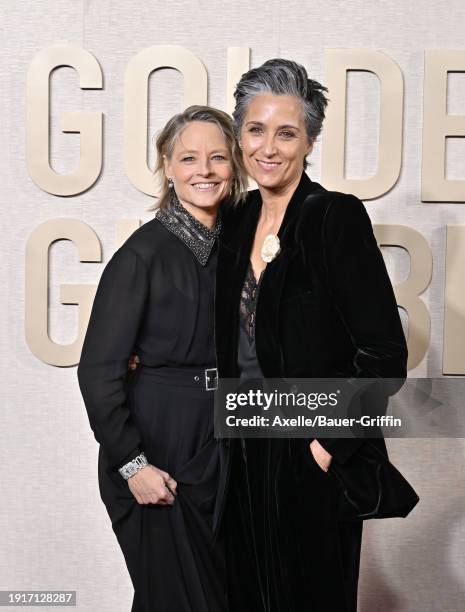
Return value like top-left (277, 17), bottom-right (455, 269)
top-left (309, 439), bottom-right (332, 472)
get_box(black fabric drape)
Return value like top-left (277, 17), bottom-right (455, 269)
top-left (77, 218), bottom-right (227, 611)
top-left (214, 171), bottom-right (409, 611)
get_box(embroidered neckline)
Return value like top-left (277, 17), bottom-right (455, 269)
top-left (156, 190), bottom-right (221, 265)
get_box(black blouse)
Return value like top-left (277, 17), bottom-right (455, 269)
top-left (77, 196), bottom-right (220, 472)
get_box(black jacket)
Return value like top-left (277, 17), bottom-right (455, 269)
top-left (212, 171), bottom-right (408, 535)
top-left (77, 217), bottom-right (218, 473)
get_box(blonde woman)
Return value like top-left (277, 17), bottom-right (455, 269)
top-left (77, 105), bottom-right (246, 612)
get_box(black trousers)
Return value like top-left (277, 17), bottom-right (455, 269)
top-left (97, 366), bottom-right (228, 612)
top-left (222, 438), bottom-right (363, 612)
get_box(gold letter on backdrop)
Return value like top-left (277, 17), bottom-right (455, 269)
top-left (26, 43), bottom-right (103, 196)
top-left (322, 49), bottom-right (403, 200)
top-left (25, 219), bottom-right (101, 366)
top-left (226, 47), bottom-right (256, 189)
top-left (422, 50), bottom-right (465, 202)
top-left (374, 225), bottom-right (432, 370)
top-left (124, 45), bottom-right (207, 196)
top-left (226, 47), bottom-right (250, 115)
top-left (443, 226), bottom-right (465, 373)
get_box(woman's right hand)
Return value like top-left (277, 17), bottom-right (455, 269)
top-left (127, 464), bottom-right (177, 505)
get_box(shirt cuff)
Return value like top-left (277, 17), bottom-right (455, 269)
top-left (114, 447), bottom-right (144, 472)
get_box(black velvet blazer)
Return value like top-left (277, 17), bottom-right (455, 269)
top-left (212, 171), bottom-right (408, 535)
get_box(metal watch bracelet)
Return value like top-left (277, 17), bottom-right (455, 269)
top-left (118, 452), bottom-right (148, 480)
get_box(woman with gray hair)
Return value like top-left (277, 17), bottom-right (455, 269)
top-left (77, 105), bottom-right (246, 611)
top-left (213, 59), bottom-right (414, 611)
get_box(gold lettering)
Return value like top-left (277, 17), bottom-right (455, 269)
top-left (322, 49), bottom-right (403, 199)
top-left (26, 44), bottom-right (103, 195)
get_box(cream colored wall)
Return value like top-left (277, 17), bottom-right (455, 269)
top-left (1, 1), bottom-right (465, 610)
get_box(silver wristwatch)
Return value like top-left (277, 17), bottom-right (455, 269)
top-left (118, 452), bottom-right (148, 480)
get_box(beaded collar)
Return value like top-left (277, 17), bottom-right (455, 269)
top-left (156, 190), bottom-right (222, 266)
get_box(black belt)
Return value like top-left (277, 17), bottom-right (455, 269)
top-left (137, 365), bottom-right (218, 391)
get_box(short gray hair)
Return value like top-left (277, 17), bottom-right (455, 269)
top-left (232, 59), bottom-right (329, 169)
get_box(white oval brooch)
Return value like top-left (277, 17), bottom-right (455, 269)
top-left (261, 234), bottom-right (281, 263)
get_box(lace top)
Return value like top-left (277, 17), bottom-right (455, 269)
top-left (239, 262), bottom-right (264, 343)
top-left (238, 262), bottom-right (265, 380)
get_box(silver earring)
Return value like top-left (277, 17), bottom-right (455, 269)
top-left (168, 177), bottom-right (174, 188)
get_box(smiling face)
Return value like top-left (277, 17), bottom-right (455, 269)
top-left (240, 92), bottom-right (313, 193)
top-left (164, 120), bottom-right (233, 217)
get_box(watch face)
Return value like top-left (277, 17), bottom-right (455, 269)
top-left (118, 453), bottom-right (147, 479)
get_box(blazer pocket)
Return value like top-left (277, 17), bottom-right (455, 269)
top-left (300, 439), bottom-right (331, 476)
top-left (329, 441), bottom-right (420, 521)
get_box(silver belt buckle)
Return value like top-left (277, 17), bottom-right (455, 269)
top-left (205, 367), bottom-right (218, 391)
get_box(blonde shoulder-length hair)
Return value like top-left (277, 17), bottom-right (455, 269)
top-left (146, 105), bottom-right (248, 212)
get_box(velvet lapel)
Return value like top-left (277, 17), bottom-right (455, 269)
top-left (254, 172), bottom-right (322, 376)
top-left (215, 191), bottom-right (261, 377)
top-left (216, 172), bottom-right (323, 377)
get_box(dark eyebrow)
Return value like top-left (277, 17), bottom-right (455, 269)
top-left (245, 121), bottom-right (300, 131)
top-left (279, 124), bottom-right (300, 131)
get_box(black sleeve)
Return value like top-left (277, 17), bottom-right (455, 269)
top-left (316, 193), bottom-right (408, 464)
top-left (77, 245), bottom-right (149, 472)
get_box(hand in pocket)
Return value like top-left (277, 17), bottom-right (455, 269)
top-left (308, 439), bottom-right (332, 472)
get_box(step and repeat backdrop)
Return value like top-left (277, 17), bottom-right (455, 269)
top-left (1, 1), bottom-right (465, 610)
